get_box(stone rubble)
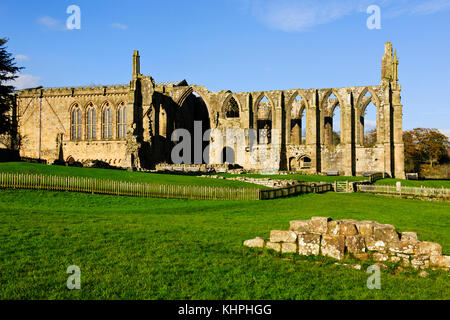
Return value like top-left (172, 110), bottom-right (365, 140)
top-left (244, 217), bottom-right (449, 271)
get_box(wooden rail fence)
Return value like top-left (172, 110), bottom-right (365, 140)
top-left (0, 172), bottom-right (260, 201)
top-left (357, 184), bottom-right (450, 199)
top-left (0, 172), bottom-right (332, 201)
top-left (259, 183), bottom-right (332, 200)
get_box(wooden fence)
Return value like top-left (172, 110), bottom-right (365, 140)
top-left (259, 183), bottom-right (332, 200)
top-left (0, 172), bottom-right (260, 201)
top-left (357, 184), bottom-right (450, 199)
top-left (0, 172), bottom-right (334, 201)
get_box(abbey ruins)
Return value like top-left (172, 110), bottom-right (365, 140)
top-left (15, 42), bottom-right (405, 178)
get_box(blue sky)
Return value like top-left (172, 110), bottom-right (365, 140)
top-left (1, 0), bottom-right (449, 135)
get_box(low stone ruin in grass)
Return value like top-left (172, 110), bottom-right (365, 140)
top-left (244, 217), bottom-right (449, 271)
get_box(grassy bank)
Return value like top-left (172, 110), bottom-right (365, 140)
top-left (0, 188), bottom-right (448, 300)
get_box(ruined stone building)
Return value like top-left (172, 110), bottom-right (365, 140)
top-left (15, 42), bottom-right (405, 177)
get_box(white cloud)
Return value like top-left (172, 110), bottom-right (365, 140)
top-left (243, 0), bottom-right (450, 32)
top-left (439, 129), bottom-right (450, 139)
top-left (410, 0), bottom-right (450, 15)
top-left (249, 0), bottom-right (356, 32)
top-left (111, 23), bottom-right (128, 30)
top-left (365, 120), bottom-right (377, 129)
top-left (38, 16), bottom-right (67, 31)
top-left (15, 54), bottom-right (29, 61)
top-left (7, 74), bottom-right (42, 90)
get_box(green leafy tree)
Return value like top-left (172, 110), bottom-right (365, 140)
top-left (403, 128), bottom-right (450, 171)
top-left (0, 38), bottom-right (22, 137)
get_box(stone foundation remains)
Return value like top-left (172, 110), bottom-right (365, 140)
top-left (244, 217), bottom-right (449, 270)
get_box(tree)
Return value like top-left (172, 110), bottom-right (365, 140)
top-left (403, 128), bottom-right (450, 171)
top-left (0, 38), bottom-right (22, 137)
top-left (364, 128), bottom-right (377, 147)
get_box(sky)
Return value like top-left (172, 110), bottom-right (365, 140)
top-left (1, 0), bottom-right (449, 136)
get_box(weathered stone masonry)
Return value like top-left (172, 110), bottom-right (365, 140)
top-left (15, 42), bottom-right (404, 177)
top-left (244, 217), bottom-right (450, 270)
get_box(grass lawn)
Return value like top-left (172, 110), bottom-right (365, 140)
top-left (375, 178), bottom-right (450, 189)
top-left (219, 173), bottom-right (367, 183)
top-left (0, 188), bottom-right (449, 300)
top-left (0, 162), bottom-right (264, 189)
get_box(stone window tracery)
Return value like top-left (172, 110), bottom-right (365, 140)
top-left (117, 103), bottom-right (127, 139)
top-left (102, 104), bottom-right (113, 139)
top-left (225, 97), bottom-right (239, 118)
top-left (71, 105), bottom-right (82, 140)
top-left (86, 105), bottom-right (96, 139)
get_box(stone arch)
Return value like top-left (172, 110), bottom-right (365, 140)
top-left (70, 102), bottom-right (82, 140)
top-left (356, 87), bottom-right (382, 146)
top-left (253, 92), bottom-right (275, 144)
top-left (100, 101), bottom-right (114, 139)
top-left (85, 101), bottom-right (97, 140)
top-left (289, 154), bottom-right (312, 170)
top-left (117, 101), bottom-right (127, 139)
top-left (175, 88), bottom-right (211, 164)
top-left (286, 91), bottom-right (309, 145)
top-left (222, 93), bottom-right (242, 119)
top-left (321, 90), bottom-right (344, 146)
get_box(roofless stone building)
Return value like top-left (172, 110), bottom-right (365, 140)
top-left (15, 42), bottom-right (405, 177)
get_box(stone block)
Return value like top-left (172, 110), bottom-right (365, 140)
top-left (289, 220), bottom-right (310, 233)
top-left (417, 242), bottom-right (442, 258)
top-left (353, 252), bottom-right (370, 260)
top-left (401, 232), bottom-right (418, 241)
top-left (432, 255), bottom-right (450, 269)
top-left (390, 254), bottom-right (410, 266)
top-left (309, 217), bottom-right (331, 234)
top-left (281, 243), bottom-right (298, 254)
top-left (243, 237), bottom-right (265, 248)
top-left (270, 230), bottom-right (297, 243)
top-left (321, 235), bottom-right (345, 260)
top-left (355, 221), bottom-right (376, 238)
top-left (373, 224), bottom-right (399, 243)
top-left (366, 238), bottom-right (387, 252)
top-left (373, 252), bottom-right (389, 262)
top-left (411, 254), bottom-right (430, 269)
top-left (298, 233), bottom-right (321, 256)
top-left (388, 241), bottom-right (418, 255)
top-left (265, 242), bottom-right (281, 252)
top-left (327, 220), bottom-right (340, 235)
top-left (339, 222), bottom-right (358, 236)
top-left (345, 235), bottom-right (366, 253)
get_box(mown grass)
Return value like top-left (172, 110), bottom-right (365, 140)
top-left (0, 162), bottom-right (264, 189)
top-left (375, 178), bottom-right (450, 189)
top-left (0, 188), bottom-right (449, 300)
top-left (219, 173), bottom-right (366, 183)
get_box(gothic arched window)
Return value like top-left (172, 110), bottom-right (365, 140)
top-left (117, 103), bottom-right (127, 139)
top-left (225, 97), bottom-right (239, 118)
top-left (71, 105), bottom-right (82, 140)
top-left (102, 105), bottom-right (113, 139)
top-left (86, 105), bottom-right (96, 139)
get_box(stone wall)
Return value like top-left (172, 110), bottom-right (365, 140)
top-left (244, 217), bottom-right (449, 270)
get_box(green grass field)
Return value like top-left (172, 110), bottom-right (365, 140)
top-left (219, 173), bottom-right (366, 183)
top-left (0, 187), bottom-right (449, 300)
top-left (375, 178), bottom-right (450, 189)
top-left (0, 162), bottom-right (264, 189)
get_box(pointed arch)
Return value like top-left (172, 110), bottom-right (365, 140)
top-left (101, 101), bottom-right (113, 139)
top-left (85, 101), bottom-right (97, 140)
top-left (286, 91), bottom-right (309, 145)
top-left (117, 101), bottom-right (127, 139)
top-left (70, 102), bottom-right (82, 140)
top-left (222, 93), bottom-right (242, 118)
top-left (356, 87), bottom-right (381, 146)
top-left (321, 90), bottom-right (344, 146)
top-left (253, 92), bottom-right (274, 144)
